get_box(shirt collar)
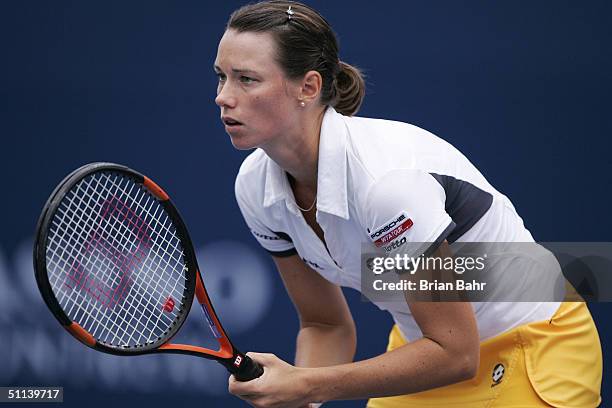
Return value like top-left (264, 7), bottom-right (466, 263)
top-left (263, 106), bottom-right (349, 220)
top-left (263, 156), bottom-right (289, 208)
top-left (316, 107), bottom-right (349, 219)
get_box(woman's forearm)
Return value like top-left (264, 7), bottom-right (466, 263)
top-left (305, 336), bottom-right (478, 403)
top-left (295, 322), bottom-right (356, 368)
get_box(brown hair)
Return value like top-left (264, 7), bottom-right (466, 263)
top-left (227, 1), bottom-right (365, 116)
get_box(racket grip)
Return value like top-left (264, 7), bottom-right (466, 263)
top-left (233, 354), bottom-right (264, 381)
top-left (222, 352), bottom-right (264, 381)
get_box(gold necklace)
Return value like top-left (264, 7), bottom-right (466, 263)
top-left (296, 196), bottom-right (317, 212)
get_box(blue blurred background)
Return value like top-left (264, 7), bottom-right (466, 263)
top-left (1, 1), bottom-right (610, 406)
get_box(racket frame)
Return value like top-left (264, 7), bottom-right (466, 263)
top-left (34, 162), bottom-right (261, 380)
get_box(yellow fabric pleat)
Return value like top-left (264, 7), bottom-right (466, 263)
top-left (367, 302), bottom-right (602, 408)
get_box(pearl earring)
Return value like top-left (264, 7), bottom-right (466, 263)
top-left (299, 101), bottom-right (306, 107)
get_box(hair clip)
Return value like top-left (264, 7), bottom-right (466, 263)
top-left (286, 5), bottom-right (295, 20)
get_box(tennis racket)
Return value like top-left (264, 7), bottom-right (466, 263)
top-left (33, 162), bottom-right (263, 381)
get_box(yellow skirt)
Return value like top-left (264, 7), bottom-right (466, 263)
top-left (367, 302), bottom-right (602, 407)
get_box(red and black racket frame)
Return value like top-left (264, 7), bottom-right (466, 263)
top-left (33, 162), bottom-right (263, 381)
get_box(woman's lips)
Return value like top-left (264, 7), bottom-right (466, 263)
top-left (222, 116), bottom-right (242, 126)
top-left (222, 117), bottom-right (243, 132)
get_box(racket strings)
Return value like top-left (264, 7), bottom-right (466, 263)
top-left (65, 195), bottom-right (151, 308)
top-left (58, 174), bottom-right (184, 346)
top-left (50, 175), bottom-right (173, 344)
top-left (82, 175), bottom-right (185, 344)
top-left (46, 171), bottom-right (190, 348)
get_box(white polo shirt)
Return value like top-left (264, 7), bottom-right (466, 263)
top-left (235, 107), bottom-right (560, 342)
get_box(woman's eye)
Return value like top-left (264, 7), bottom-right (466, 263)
top-left (216, 73), bottom-right (226, 82)
top-left (240, 76), bottom-right (255, 84)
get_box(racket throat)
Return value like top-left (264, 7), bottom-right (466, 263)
top-left (199, 303), bottom-right (223, 339)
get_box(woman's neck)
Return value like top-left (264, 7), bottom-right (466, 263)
top-left (261, 107), bottom-right (326, 193)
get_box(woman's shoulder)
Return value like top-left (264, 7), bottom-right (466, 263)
top-left (341, 114), bottom-right (463, 182)
top-left (344, 113), bottom-right (452, 151)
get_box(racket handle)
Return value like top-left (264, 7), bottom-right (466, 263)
top-left (234, 355), bottom-right (264, 381)
top-left (221, 352), bottom-right (264, 381)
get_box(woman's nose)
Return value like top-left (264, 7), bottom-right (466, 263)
top-left (215, 83), bottom-right (237, 108)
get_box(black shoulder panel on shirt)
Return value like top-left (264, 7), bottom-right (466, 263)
top-left (429, 173), bottom-right (493, 243)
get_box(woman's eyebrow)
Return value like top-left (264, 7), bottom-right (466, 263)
top-left (214, 65), bottom-right (258, 75)
top-left (232, 68), bottom-right (258, 75)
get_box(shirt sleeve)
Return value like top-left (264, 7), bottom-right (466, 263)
top-left (234, 177), bottom-right (297, 257)
top-left (364, 168), bottom-right (456, 258)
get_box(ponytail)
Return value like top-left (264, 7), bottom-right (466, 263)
top-left (331, 61), bottom-right (366, 117)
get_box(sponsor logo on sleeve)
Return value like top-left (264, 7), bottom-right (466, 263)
top-left (369, 212), bottom-right (414, 248)
top-left (382, 236), bottom-right (407, 253)
top-left (251, 230), bottom-right (282, 241)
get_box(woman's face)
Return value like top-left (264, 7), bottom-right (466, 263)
top-left (214, 29), bottom-right (301, 150)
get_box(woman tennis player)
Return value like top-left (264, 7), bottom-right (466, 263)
top-left (215, 1), bottom-right (603, 407)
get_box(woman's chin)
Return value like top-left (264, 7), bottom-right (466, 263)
top-left (228, 131), bottom-right (257, 150)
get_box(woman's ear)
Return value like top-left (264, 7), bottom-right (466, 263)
top-left (299, 70), bottom-right (323, 103)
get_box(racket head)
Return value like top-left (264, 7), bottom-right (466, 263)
top-left (34, 163), bottom-right (199, 355)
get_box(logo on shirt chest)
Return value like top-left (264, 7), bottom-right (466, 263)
top-left (369, 212), bottom-right (414, 248)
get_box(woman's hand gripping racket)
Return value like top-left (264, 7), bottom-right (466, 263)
top-left (33, 162), bottom-right (263, 381)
